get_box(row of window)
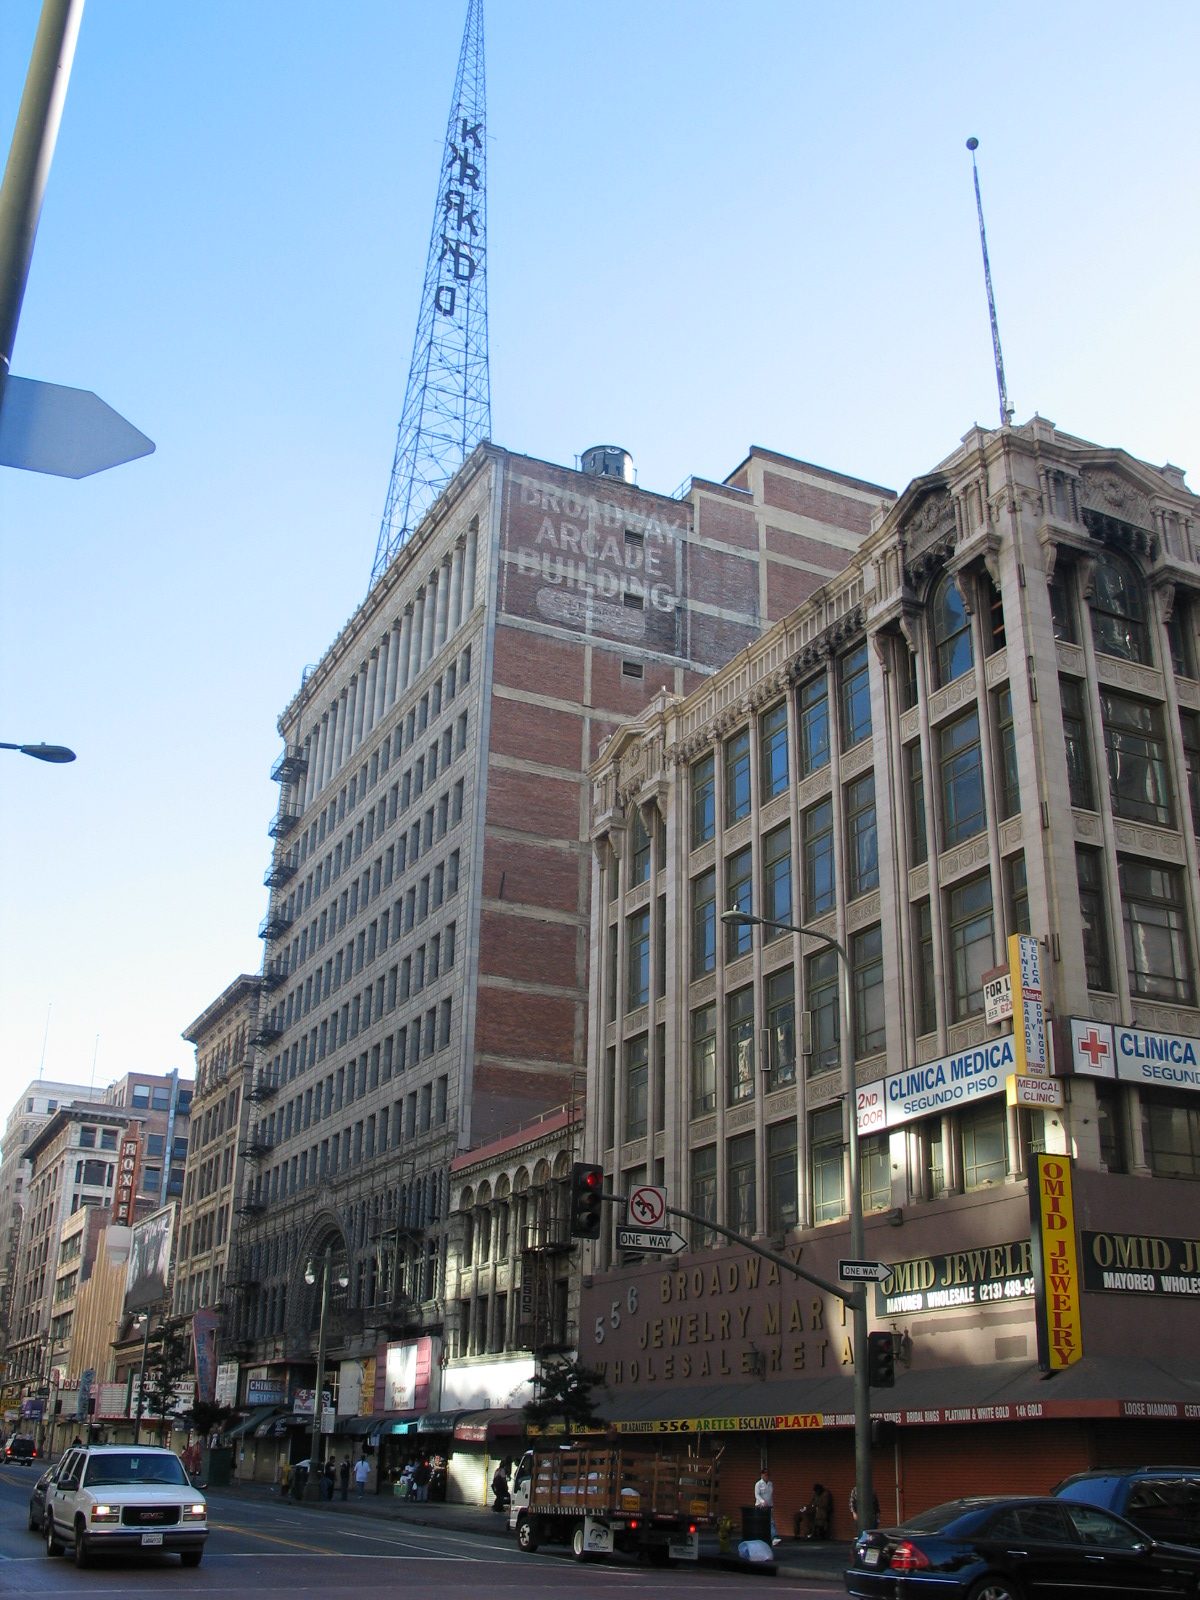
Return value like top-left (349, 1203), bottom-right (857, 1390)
top-left (250, 1072), bottom-right (452, 1206)
top-left (285, 646), bottom-right (472, 873)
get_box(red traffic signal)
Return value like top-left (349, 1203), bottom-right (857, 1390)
top-left (569, 1162), bottom-right (605, 1239)
top-left (867, 1330), bottom-right (896, 1388)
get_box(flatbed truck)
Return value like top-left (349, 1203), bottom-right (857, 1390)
top-left (508, 1445), bottom-right (718, 1565)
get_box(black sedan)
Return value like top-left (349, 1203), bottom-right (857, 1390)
top-left (27, 1462), bottom-right (62, 1533)
top-left (844, 1495), bottom-right (1200, 1598)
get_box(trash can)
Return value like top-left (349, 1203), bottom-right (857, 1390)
top-left (741, 1506), bottom-right (773, 1543)
top-left (202, 1446), bottom-right (233, 1487)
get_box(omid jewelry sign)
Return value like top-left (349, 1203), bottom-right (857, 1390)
top-left (1028, 1154), bottom-right (1083, 1371)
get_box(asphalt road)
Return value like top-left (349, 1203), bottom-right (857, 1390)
top-left (0, 1462), bottom-right (843, 1598)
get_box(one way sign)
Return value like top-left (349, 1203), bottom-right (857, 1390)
top-left (838, 1259), bottom-right (893, 1284)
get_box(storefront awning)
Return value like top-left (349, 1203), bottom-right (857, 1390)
top-left (256, 1412), bottom-right (312, 1438)
top-left (341, 1411), bottom-right (418, 1439)
top-left (453, 1408), bottom-right (527, 1443)
top-left (596, 1355), bottom-right (1200, 1434)
top-left (226, 1405), bottom-right (286, 1440)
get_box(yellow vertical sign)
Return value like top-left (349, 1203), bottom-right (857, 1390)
top-left (1028, 1153), bottom-right (1083, 1370)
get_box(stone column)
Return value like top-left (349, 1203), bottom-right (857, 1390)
top-left (421, 571), bottom-right (437, 667)
top-left (447, 541), bottom-right (464, 633)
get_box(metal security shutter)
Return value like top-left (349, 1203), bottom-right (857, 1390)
top-left (898, 1423), bottom-right (1087, 1519)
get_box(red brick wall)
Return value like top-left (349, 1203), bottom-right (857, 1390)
top-left (485, 765), bottom-right (581, 840)
top-left (474, 986), bottom-right (577, 1063)
top-left (477, 906), bottom-right (583, 987)
top-left (488, 696), bottom-right (585, 769)
top-left (762, 470), bottom-right (875, 533)
top-left (492, 627), bottom-right (586, 701)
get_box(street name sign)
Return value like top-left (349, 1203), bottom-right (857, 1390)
top-left (0, 375), bottom-right (155, 478)
top-left (617, 1226), bottom-right (687, 1255)
top-left (838, 1259), bottom-right (893, 1283)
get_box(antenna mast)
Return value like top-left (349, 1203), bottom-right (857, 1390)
top-left (966, 137), bottom-right (1012, 428)
top-left (370, 0), bottom-right (490, 589)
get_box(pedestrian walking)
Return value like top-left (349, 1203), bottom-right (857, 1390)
top-left (810, 1482), bottom-right (833, 1540)
top-left (754, 1467), bottom-right (780, 1545)
top-left (339, 1456), bottom-right (351, 1501)
top-left (849, 1484), bottom-right (880, 1530)
top-left (321, 1459), bottom-right (335, 1500)
top-left (413, 1458), bottom-right (431, 1502)
top-left (491, 1462), bottom-right (509, 1513)
top-left (354, 1454), bottom-right (371, 1497)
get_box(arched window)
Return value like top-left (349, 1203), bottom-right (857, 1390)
top-left (1090, 551), bottom-right (1150, 664)
top-left (930, 574), bottom-right (973, 687)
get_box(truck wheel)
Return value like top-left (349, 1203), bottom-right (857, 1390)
top-left (572, 1526), bottom-right (593, 1562)
top-left (46, 1517), bottom-right (63, 1557)
top-left (516, 1516), bottom-right (539, 1553)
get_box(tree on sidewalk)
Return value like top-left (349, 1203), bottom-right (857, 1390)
top-left (522, 1357), bottom-right (608, 1436)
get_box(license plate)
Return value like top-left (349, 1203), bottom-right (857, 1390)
top-left (863, 1547), bottom-right (880, 1566)
top-left (140, 1532), bottom-right (164, 1546)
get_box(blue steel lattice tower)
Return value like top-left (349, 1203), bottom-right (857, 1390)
top-left (370, 0), bottom-right (490, 589)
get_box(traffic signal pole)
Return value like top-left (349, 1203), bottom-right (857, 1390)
top-left (599, 1188), bottom-right (875, 1537)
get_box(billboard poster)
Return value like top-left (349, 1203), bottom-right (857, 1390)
top-left (191, 1309), bottom-right (219, 1403)
top-left (214, 1362), bottom-right (239, 1408)
top-left (124, 1204), bottom-right (175, 1313)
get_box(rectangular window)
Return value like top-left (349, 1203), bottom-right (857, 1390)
top-left (798, 673), bottom-right (830, 777)
top-left (1142, 1091), bottom-right (1200, 1179)
top-left (805, 946), bottom-right (840, 1076)
top-left (1119, 859), bottom-right (1194, 1003)
top-left (907, 742), bottom-right (927, 865)
top-left (995, 686), bottom-right (1020, 819)
top-left (1006, 853), bottom-right (1031, 937)
top-left (724, 728), bottom-right (752, 825)
top-left (691, 869), bottom-right (716, 978)
top-left (624, 1035), bottom-right (648, 1142)
top-left (940, 709), bottom-right (986, 846)
top-left (802, 798), bottom-right (835, 920)
top-left (690, 1005), bottom-right (717, 1117)
top-left (626, 909), bottom-right (651, 1008)
top-left (810, 1105), bottom-right (845, 1222)
top-left (726, 985), bottom-right (755, 1105)
top-left (1101, 691), bottom-right (1173, 826)
top-left (845, 773), bottom-right (879, 898)
top-left (913, 900), bottom-right (936, 1035)
top-left (860, 1132), bottom-right (890, 1212)
top-left (727, 1132), bottom-right (756, 1237)
top-left (724, 846), bottom-right (753, 960)
top-left (766, 1120), bottom-right (798, 1234)
top-left (851, 924), bottom-right (885, 1057)
top-left (840, 643), bottom-right (871, 748)
top-left (764, 967), bottom-right (796, 1090)
top-left (761, 823), bottom-right (792, 931)
top-left (690, 1146), bottom-right (717, 1249)
top-left (629, 809), bottom-right (652, 886)
top-left (759, 702), bottom-right (789, 800)
top-left (961, 1102), bottom-right (1007, 1188)
top-left (948, 874), bottom-right (994, 1021)
top-left (1180, 710), bottom-right (1200, 838)
top-left (1076, 847), bottom-right (1111, 990)
top-left (691, 753), bottom-right (715, 847)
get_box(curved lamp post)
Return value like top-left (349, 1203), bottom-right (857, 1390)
top-left (1, 740), bottom-right (75, 763)
top-left (722, 907), bottom-right (874, 1537)
top-left (303, 1249), bottom-right (348, 1500)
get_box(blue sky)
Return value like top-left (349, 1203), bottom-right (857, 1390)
top-left (2, 1), bottom-right (1198, 1107)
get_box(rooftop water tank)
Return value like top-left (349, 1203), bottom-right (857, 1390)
top-left (580, 445), bottom-right (634, 483)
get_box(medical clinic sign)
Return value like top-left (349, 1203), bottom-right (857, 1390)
top-left (1068, 1019), bottom-right (1200, 1091)
top-left (857, 1035), bottom-right (1014, 1134)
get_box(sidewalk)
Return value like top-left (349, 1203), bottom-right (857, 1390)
top-left (207, 1478), bottom-right (853, 1581)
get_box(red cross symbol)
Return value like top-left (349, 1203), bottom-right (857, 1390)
top-left (1078, 1027), bottom-right (1110, 1070)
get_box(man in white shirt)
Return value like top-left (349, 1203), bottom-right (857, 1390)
top-left (754, 1468), bottom-right (780, 1545)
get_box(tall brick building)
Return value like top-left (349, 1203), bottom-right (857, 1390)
top-left (224, 440), bottom-right (891, 1432)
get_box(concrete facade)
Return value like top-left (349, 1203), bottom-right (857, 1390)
top-left (583, 417), bottom-right (1200, 1523)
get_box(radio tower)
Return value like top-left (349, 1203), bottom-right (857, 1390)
top-left (370, 0), bottom-right (490, 589)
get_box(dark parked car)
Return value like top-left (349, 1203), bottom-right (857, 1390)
top-left (844, 1495), bottom-right (1200, 1598)
top-left (5, 1434), bottom-right (38, 1464)
top-left (28, 1462), bottom-right (62, 1531)
top-left (1053, 1467), bottom-right (1200, 1550)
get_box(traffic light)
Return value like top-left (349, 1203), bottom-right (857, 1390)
top-left (867, 1330), bottom-right (896, 1388)
top-left (568, 1162), bottom-right (605, 1239)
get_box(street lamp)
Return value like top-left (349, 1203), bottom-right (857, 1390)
top-left (0, 740), bottom-right (75, 762)
top-left (722, 907), bottom-right (874, 1536)
top-left (303, 1249), bottom-right (348, 1500)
